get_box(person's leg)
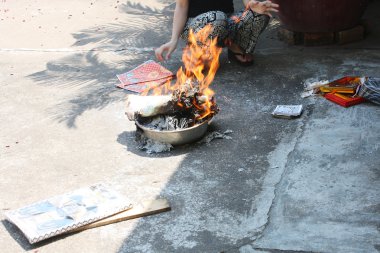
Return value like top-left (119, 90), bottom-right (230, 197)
top-left (228, 10), bottom-right (270, 62)
top-left (181, 11), bottom-right (229, 46)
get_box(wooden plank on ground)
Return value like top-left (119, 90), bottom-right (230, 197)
top-left (72, 199), bottom-right (171, 232)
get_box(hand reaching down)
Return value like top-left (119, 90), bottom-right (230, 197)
top-left (248, 0), bottom-right (279, 17)
top-left (155, 40), bottom-right (178, 62)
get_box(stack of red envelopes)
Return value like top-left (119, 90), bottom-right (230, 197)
top-left (116, 60), bottom-right (174, 93)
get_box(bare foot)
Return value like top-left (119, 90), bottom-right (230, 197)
top-left (228, 44), bottom-right (245, 62)
top-left (228, 43), bottom-right (253, 63)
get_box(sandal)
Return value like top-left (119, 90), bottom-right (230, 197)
top-left (228, 49), bottom-right (254, 67)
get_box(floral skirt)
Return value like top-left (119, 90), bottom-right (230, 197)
top-left (181, 10), bottom-right (270, 54)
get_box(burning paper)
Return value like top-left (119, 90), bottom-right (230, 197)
top-left (124, 24), bottom-right (225, 149)
top-left (127, 87), bottom-right (218, 130)
top-left (127, 24), bottom-right (222, 131)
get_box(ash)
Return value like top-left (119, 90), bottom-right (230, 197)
top-left (139, 138), bottom-right (172, 154)
top-left (135, 128), bottom-right (172, 153)
top-left (198, 129), bottom-right (233, 144)
top-left (140, 115), bottom-right (193, 131)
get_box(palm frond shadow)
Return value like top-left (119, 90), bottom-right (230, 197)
top-left (30, 52), bottom-right (133, 127)
top-left (120, 1), bottom-right (175, 16)
top-left (72, 18), bottom-right (169, 48)
top-left (28, 1), bottom-right (175, 128)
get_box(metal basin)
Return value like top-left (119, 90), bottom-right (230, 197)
top-left (136, 119), bottom-right (210, 146)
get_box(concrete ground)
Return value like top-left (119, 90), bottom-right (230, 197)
top-left (1, 0), bottom-right (379, 252)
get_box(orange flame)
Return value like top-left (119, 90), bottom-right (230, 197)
top-left (145, 24), bottom-right (222, 121)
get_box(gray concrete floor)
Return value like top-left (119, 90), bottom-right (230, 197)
top-left (1, 0), bottom-right (379, 252)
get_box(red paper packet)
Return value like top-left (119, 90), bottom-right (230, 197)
top-left (116, 60), bottom-right (174, 88)
top-left (116, 77), bottom-right (172, 93)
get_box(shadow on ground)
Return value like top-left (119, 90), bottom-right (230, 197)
top-left (2, 220), bottom-right (81, 251)
top-left (27, 1), bottom-right (175, 128)
top-left (21, 0), bottom-right (380, 252)
top-left (113, 48), bottom-right (380, 251)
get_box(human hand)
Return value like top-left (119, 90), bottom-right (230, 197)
top-left (248, 0), bottom-right (279, 17)
top-left (155, 40), bottom-right (178, 61)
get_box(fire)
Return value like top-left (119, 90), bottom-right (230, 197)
top-left (181, 24), bottom-right (222, 89)
top-left (144, 24), bottom-right (222, 122)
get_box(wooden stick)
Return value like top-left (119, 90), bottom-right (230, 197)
top-left (72, 199), bottom-right (171, 232)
